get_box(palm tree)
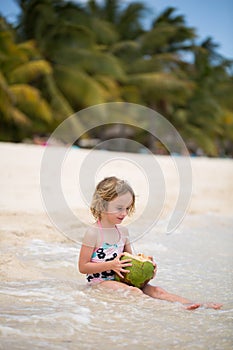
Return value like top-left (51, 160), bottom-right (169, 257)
top-left (86, 0), bottom-right (146, 40)
top-left (181, 38), bottom-right (233, 156)
top-left (125, 7), bottom-right (196, 105)
top-left (0, 17), bottom-right (54, 140)
top-left (5, 1), bottom-right (232, 155)
top-left (112, 7), bottom-right (196, 151)
top-left (17, 0), bottom-right (126, 111)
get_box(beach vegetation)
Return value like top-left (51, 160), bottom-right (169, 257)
top-left (0, 0), bottom-right (232, 156)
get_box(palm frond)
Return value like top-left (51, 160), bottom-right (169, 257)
top-left (140, 24), bottom-right (177, 54)
top-left (17, 40), bottom-right (40, 59)
top-left (111, 40), bottom-right (141, 63)
top-left (10, 84), bottom-right (52, 123)
top-left (10, 107), bottom-right (31, 125)
top-left (84, 51), bottom-right (126, 79)
top-left (127, 52), bottom-right (180, 73)
top-left (58, 49), bottom-right (125, 80)
top-left (94, 75), bottom-right (121, 100)
top-left (183, 124), bottom-right (218, 156)
top-left (9, 60), bottom-right (52, 84)
top-left (0, 68), bottom-right (31, 125)
top-left (128, 72), bottom-right (194, 102)
top-left (0, 71), bottom-right (14, 118)
top-left (44, 74), bottom-right (74, 119)
top-left (90, 17), bottom-right (118, 44)
top-left (55, 66), bottom-right (109, 107)
top-left (117, 2), bottom-right (146, 39)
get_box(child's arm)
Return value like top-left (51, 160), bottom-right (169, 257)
top-left (78, 244), bottom-right (132, 278)
top-left (79, 244), bottom-right (115, 274)
top-left (78, 227), bottom-right (110, 274)
top-left (121, 227), bottom-right (133, 254)
top-left (123, 240), bottom-right (133, 254)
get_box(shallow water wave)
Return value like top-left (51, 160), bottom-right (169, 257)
top-left (0, 214), bottom-right (233, 349)
top-left (1, 278), bottom-right (232, 350)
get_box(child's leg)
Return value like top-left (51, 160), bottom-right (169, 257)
top-left (142, 284), bottom-right (201, 309)
top-left (142, 284), bottom-right (194, 303)
top-left (99, 280), bottom-right (143, 295)
top-left (142, 284), bottom-right (222, 310)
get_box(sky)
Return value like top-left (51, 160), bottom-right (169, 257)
top-left (0, 0), bottom-right (232, 59)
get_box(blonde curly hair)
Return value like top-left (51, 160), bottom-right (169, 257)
top-left (90, 176), bottom-right (135, 220)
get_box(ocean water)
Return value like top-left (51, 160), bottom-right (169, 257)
top-left (0, 213), bottom-right (233, 350)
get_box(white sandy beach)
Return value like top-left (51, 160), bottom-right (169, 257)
top-left (0, 142), bottom-right (233, 350)
top-left (1, 142), bottom-right (233, 212)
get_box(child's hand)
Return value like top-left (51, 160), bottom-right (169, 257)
top-left (110, 254), bottom-right (132, 278)
top-left (148, 256), bottom-right (157, 278)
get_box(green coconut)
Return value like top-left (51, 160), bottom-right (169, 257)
top-left (115, 252), bottom-right (154, 289)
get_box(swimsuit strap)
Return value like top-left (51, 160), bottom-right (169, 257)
top-left (115, 224), bottom-right (122, 241)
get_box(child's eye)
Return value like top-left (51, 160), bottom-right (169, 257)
top-left (116, 207), bottom-right (123, 211)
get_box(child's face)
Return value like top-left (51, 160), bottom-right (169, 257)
top-left (103, 191), bottom-right (133, 225)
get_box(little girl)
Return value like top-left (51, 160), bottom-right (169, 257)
top-left (78, 176), bottom-right (222, 310)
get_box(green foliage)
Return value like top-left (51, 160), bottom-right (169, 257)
top-left (0, 0), bottom-right (232, 156)
top-left (9, 60), bottom-right (52, 84)
top-left (10, 84), bottom-right (52, 122)
top-left (54, 66), bottom-right (108, 107)
top-left (0, 16), bottom-right (75, 139)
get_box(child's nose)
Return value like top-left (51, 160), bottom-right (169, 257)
top-left (121, 209), bottom-right (127, 216)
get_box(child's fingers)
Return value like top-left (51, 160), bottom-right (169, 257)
top-left (116, 271), bottom-right (124, 278)
top-left (121, 259), bottom-right (132, 264)
top-left (121, 264), bottom-right (132, 269)
top-left (120, 260), bottom-right (132, 268)
top-left (116, 269), bottom-right (129, 278)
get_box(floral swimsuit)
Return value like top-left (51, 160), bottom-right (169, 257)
top-left (86, 222), bottom-right (125, 285)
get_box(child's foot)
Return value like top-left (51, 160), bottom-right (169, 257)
top-left (203, 302), bottom-right (223, 309)
top-left (184, 303), bottom-right (201, 310)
